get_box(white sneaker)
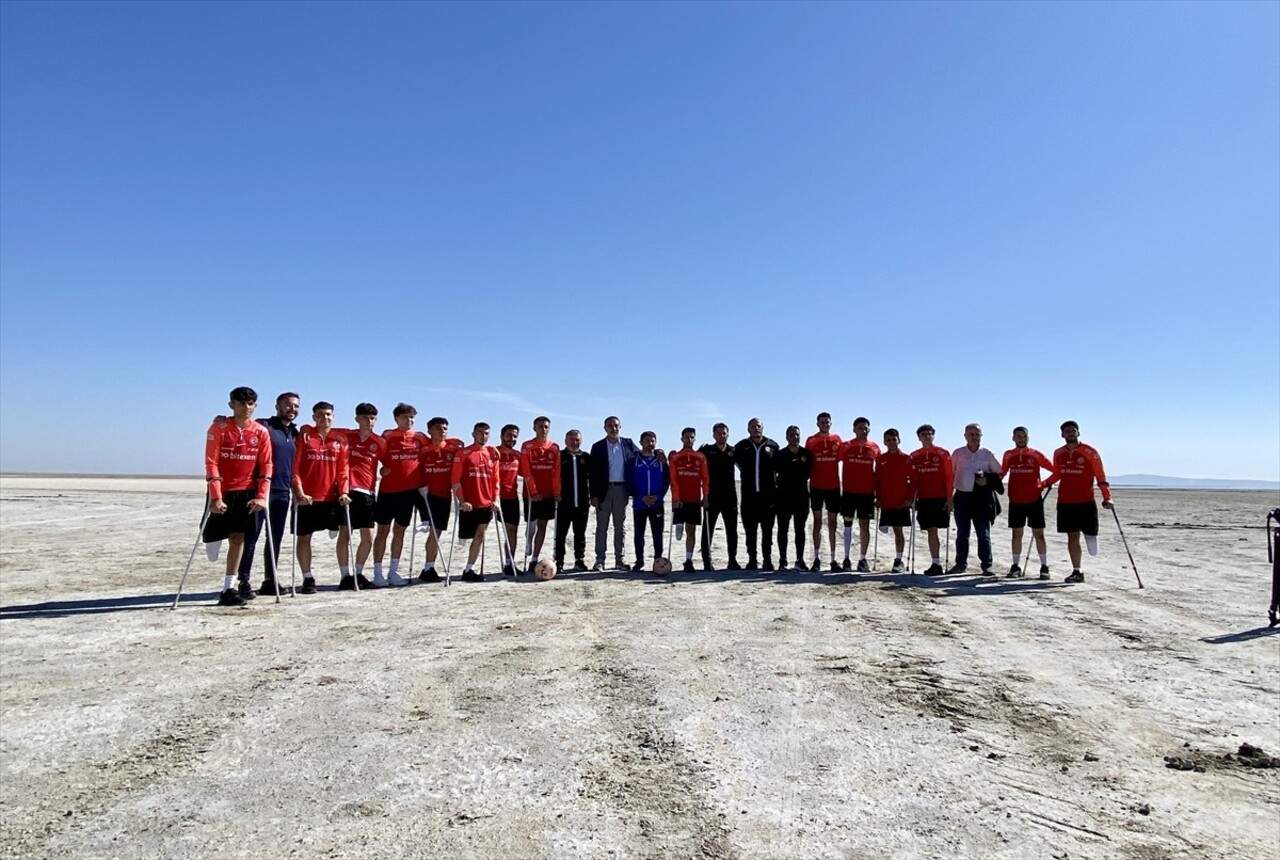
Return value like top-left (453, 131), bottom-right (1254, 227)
top-left (415, 521), bottom-right (433, 534)
top-left (206, 541), bottom-right (222, 561)
top-left (372, 570), bottom-right (387, 588)
top-left (387, 571), bottom-right (408, 587)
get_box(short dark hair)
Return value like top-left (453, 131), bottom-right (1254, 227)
top-left (916, 424), bottom-right (935, 436)
top-left (312, 401), bottom-right (334, 413)
top-left (713, 422), bottom-right (728, 433)
top-left (427, 416), bottom-right (447, 429)
top-left (640, 431), bottom-right (656, 442)
top-left (393, 402), bottom-right (417, 418)
top-left (681, 427), bottom-right (696, 436)
top-left (230, 386), bottom-right (258, 404)
top-left (474, 422), bottom-right (490, 432)
top-left (533, 415), bottom-right (550, 425)
top-left (1013, 425), bottom-right (1028, 435)
top-left (355, 402), bottom-right (378, 416)
top-left (276, 392), bottom-right (299, 404)
top-left (854, 416), bottom-right (870, 427)
top-left (1061, 420), bottom-right (1079, 432)
top-left (884, 428), bottom-right (900, 440)
top-left (786, 424), bottom-right (800, 436)
top-left (604, 415), bottom-right (620, 425)
top-left (501, 423), bottom-right (519, 435)
top-left (817, 411), bottom-right (832, 421)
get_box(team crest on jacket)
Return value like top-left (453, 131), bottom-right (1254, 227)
top-left (249, 436), bottom-right (258, 446)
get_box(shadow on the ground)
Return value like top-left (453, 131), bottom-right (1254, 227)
top-left (0, 592), bottom-right (222, 618)
top-left (1200, 626), bottom-right (1280, 645)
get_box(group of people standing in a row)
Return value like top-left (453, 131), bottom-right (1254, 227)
top-left (202, 387), bottom-right (1112, 607)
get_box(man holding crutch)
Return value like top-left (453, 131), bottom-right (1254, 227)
top-left (372, 403), bottom-right (430, 587)
top-left (336, 402), bottom-right (380, 587)
top-left (874, 429), bottom-right (912, 573)
top-left (555, 430), bottom-right (591, 572)
top-left (417, 417), bottom-right (464, 583)
top-left (838, 417), bottom-right (880, 573)
top-left (496, 424), bottom-right (523, 576)
top-left (452, 423), bottom-right (500, 582)
top-left (909, 425), bottom-right (954, 576)
top-left (204, 387), bottom-right (273, 607)
top-left (291, 402), bottom-right (353, 593)
top-left (805, 412), bottom-right (844, 572)
top-left (1001, 426), bottom-right (1059, 580)
top-left (520, 416), bottom-right (561, 569)
top-left (1053, 420), bottom-right (1113, 584)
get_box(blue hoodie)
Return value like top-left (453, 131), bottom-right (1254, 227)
top-left (625, 453), bottom-right (669, 510)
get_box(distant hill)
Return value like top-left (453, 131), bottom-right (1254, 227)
top-left (1110, 474), bottom-right (1280, 490)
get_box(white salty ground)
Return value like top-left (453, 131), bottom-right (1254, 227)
top-left (1, 476), bottom-right (1277, 860)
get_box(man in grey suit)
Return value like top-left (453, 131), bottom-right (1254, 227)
top-left (589, 416), bottom-right (638, 571)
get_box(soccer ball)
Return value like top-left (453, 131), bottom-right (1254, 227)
top-left (652, 557), bottom-right (672, 577)
top-left (533, 559), bottom-right (557, 580)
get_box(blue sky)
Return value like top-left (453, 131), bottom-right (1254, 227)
top-left (1, 0), bottom-right (1276, 479)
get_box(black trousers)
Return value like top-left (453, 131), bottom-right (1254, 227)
top-left (633, 507), bottom-right (665, 561)
top-left (554, 503), bottom-right (590, 566)
top-left (741, 492), bottom-right (775, 564)
top-left (702, 498), bottom-right (739, 564)
top-left (238, 491), bottom-right (291, 583)
top-left (775, 499), bottom-right (809, 562)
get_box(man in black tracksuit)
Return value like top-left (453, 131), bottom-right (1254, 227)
top-left (699, 422), bottom-right (740, 571)
top-left (734, 418), bottom-right (780, 571)
top-left (555, 429), bottom-right (593, 572)
top-left (773, 425), bottom-right (814, 571)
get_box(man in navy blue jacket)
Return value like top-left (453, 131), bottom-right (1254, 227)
top-left (625, 432), bottom-right (670, 571)
top-left (589, 416), bottom-right (638, 571)
top-left (242, 392), bottom-right (300, 597)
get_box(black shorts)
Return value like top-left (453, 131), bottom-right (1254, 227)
top-left (297, 501), bottom-right (340, 536)
top-left (375, 489), bottom-right (427, 528)
top-left (499, 498), bottom-right (520, 526)
top-left (1057, 501), bottom-right (1099, 536)
top-left (673, 504), bottom-right (703, 526)
top-left (421, 493), bottom-right (451, 532)
top-left (203, 490), bottom-right (257, 542)
top-left (526, 496), bottom-right (556, 521)
top-left (1008, 500), bottom-right (1046, 530)
top-left (879, 507), bottom-right (910, 528)
top-left (915, 498), bottom-right (951, 530)
top-left (347, 491), bottom-right (376, 529)
top-left (459, 506), bottom-right (493, 540)
top-left (841, 492), bottom-right (875, 521)
top-left (810, 487), bottom-right (841, 513)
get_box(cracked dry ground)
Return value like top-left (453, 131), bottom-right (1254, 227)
top-left (1, 479), bottom-right (1277, 859)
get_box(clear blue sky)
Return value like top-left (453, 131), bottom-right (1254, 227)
top-left (2, 0), bottom-right (1276, 479)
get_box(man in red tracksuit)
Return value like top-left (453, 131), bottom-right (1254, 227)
top-left (417, 417), bottom-right (464, 583)
top-left (451, 423), bottom-right (500, 582)
top-left (520, 416), bottom-right (561, 568)
top-left (669, 428), bottom-right (710, 572)
top-left (874, 428), bottom-right (912, 573)
top-left (335, 402), bottom-right (380, 588)
top-left (805, 412), bottom-right (843, 571)
top-left (839, 417), bottom-right (880, 572)
top-left (291, 401), bottom-right (352, 594)
top-left (1000, 426), bottom-right (1059, 580)
top-left (374, 403), bottom-right (430, 587)
top-left (909, 424), bottom-right (954, 577)
top-left (496, 424), bottom-right (523, 576)
top-left (1053, 420), bottom-right (1112, 584)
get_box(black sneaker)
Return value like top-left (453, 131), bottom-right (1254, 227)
top-left (502, 564), bottom-right (517, 577)
top-left (1007, 564), bottom-right (1024, 579)
top-left (356, 573), bottom-right (374, 589)
top-left (830, 561), bottom-right (841, 573)
top-left (237, 580), bottom-right (257, 601)
top-left (856, 559), bottom-right (870, 573)
top-left (218, 588), bottom-right (246, 607)
top-left (761, 560), bottom-right (775, 572)
top-left (945, 564), bottom-right (967, 575)
top-left (1039, 564), bottom-right (1051, 580)
top-left (682, 560), bottom-right (695, 572)
top-left (300, 577), bottom-right (317, 594)
top-left (461, 569), bottom-right (483, 582)
top-left (419, 568), bottom-right (442, 583)
top-left (726, 559), bottom-right (742, 571)
top-left (614, 558), bottom-right (627, 571)
top-left (841, 558), bottom-right (852, 572)
top-left (980, 565), bottom-right (994, 577)
top-left (1064, 570), bottom-right (1085, 584)
top-left (337, 575), bottom-right (356, 591)
top-left (746, 557), bottom-right (758, 571)
top-left (794, 558), bottom-right (810, 572)
top-left (891, 559), bottom-right (905, 573)
top-left (591, 561), bottom-right (606, 573)
top-left (811, 557), bottom-right (821, 571)
top-left (778, 558), bottom-right (789, 571)
top-left (573, 559), bottom-right (586, 573)
top-left (924, 563), bottom-right (945, 576)
top-left (631, 561), bottom-right (645, 572)
top-left (258, 578), bottom-right (285, 597)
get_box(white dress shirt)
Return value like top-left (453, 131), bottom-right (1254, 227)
top-left (951, 445), bottom-right (1002, 493)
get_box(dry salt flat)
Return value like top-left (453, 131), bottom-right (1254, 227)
top-left (1, 475), bottom-right (1277, 860)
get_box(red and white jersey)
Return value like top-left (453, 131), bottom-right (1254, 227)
top-left (451, 444), bottom-right (499, 508)
top-left (908, 445), bottom-right (954, 501)
top-left (520, 439), bottom-right (561, 498)
top-left (292, 426), bottom-right (350, 501)
top-left (337, 429), bottom-right (383, 494)
top-left (1053, 443), bottom-right (1111, 505)
top-left (669, 449), bottom-right (710, 504)
top-left (420, 437), bottom-right (464, 497)
top-left (805, 432), bottom-right (844, 490)
top-left (1000, 447), bottom-right (1058, 506)
top-left (205, 418), bottom-right (272, 501)
top-left (839, 440), bottom-right (881, 494)
top-left (378, 428), bottom-right (429, 494)
top-left (496, 445), bottom-right (521, 500)
top-left (874, 449), bottom-right (912, 510)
